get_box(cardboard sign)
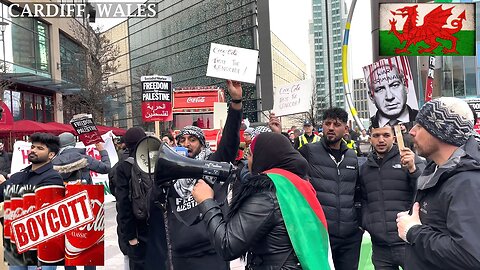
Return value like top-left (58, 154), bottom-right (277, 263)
top-left (206, 43), bottom-right (259, 84)
top-left (11, 191), bottom-right (94, 253)
top-left (141, 75), bottom-right (173, 122)
top-left (71, 114), bottom-right (104, 146)
top-left (273, 79), bottom-right (312, 117)
top-left (213, 102), bottom-right (228, 130)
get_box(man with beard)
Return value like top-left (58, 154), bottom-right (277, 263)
top-left (396, 97), bottom-right (480, 269)
top-left (1, 133), bottom-right (63, 193)
top-left (299, 108), bottom-right (362, 270)
top-left (359, 125), bottom-right (424, 269)
top-left (157, 80), bottom-right (243, 270)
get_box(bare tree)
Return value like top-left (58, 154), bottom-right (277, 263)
top-left (62, 24), bottom-right (120, 125)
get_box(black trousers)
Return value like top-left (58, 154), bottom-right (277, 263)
top-left (372, 244), bottom-right (406, 270)
top-left (172, 252), bottom-right (229, 270)
top-left (330, 230), bottom-right (363, 270)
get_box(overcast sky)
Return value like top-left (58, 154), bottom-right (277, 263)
top-left (93, 0), bottom-right (373, 79)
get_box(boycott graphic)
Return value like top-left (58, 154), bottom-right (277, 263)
top-left (4, 185), bottom-right (104, 266)
top-left (141, 75), bottom-right (173, 122)
top-left (70, 114), bottom-right (104, 146)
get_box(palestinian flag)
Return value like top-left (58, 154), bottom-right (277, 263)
top-left (265, 168), bottom-right (334, 270)
top-left (379, 3), bottom-right (475, 56)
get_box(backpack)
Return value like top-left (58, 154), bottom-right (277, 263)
top-left (125, 157), bottom-right (154, 221)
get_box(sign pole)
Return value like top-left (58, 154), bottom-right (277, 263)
top-left (155, 121), bottom-right (160, 138)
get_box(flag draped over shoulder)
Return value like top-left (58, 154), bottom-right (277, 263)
top-left (265, 168), bottom-right (333, 270)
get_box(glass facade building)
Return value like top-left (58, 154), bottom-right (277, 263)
top-left (127, 0), bottom-right (269, 127)
top-left (311, 0), bottom-right (347, 110)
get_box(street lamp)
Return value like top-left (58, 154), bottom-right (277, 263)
top-left (0, 21), bottom-right (9, 73)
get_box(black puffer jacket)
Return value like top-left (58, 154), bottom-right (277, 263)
top-left (299, 138), bottom-right (360, 238)
top-left (359, 145), bottom-right (425, 246)
top-left (405, 137), bottom-right (480, 270)
top-left (199, 175), bottom-right (301, 270)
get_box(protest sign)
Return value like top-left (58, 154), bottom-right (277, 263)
top-left (466, 99), bottom-right (480, 135)
top-left (206, 43), bottom-right (259, 84)
top-left (11, 140), bottom-right (32, 175)
top-left (141, 75), bottom-right (173, 122)
top-left (213, 102), bottom-right (228, 130)
top-left (70, 114), bottom-right (104, 146)
top-left (11, 191), bottom-right (94, 253)
top-left (273, 79), bottom-right (312, 117)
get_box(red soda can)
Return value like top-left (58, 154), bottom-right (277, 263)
top-left (35, 185), bottom-right (66, 264)
top-left (4, 185), bottom-right (12, 252)
top-left (65, 185), bottom-right (104, 266)
top-left (22, 185), bottom-right (37, 265)
top-left (10, 185), bottom-right (24, 259)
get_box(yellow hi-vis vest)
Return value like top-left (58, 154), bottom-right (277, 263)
top-left (298, 134), bottom-right (320, 149)
top-left (343, 138), bottom-right (358, 154)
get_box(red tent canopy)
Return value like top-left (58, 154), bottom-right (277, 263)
top-left (0, 120), bottom-right (66, 135)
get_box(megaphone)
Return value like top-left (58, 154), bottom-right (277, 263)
top-left (134, 136), bottom-right (235, 186)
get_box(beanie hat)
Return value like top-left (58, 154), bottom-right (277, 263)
top-left (251, 126), bottom-right (271, 139)
top-left (59, 132), bottom-right (76, 148)
top-left (176, 126), bottom-right (206, 146)
top-left (416, 97), bottom-right (476, 147)
top-left (124, 127), bottom-right (146, 150)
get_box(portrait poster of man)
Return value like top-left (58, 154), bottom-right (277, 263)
top-left (362, 56), bottom-right (419, 128)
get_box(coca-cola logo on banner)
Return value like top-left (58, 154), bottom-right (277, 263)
top-left (187, 97), bottom-right (206, 103)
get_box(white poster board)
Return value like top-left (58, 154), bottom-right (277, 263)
top-left (273, 79), bottom-right (312, 117)
top-left (213, 102), bottom-right (228, 130)
top-left (206, 43), bottom-right (259, 84)
top-left (10, 132), bottom-right (118, 203)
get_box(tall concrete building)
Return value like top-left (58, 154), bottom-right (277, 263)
top-left (353, 78), bottom-right (369, 120)
top-left (311, 0), bottom-right (348, 111)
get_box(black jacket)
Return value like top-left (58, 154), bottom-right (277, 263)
top-left (405, 137), bottom-right (480, 270)
top-left (0, 150), bottom-right (10, 177)
top-left (199, 174), bottom-right (301, 270)
top-left (359, 145), bottom-right (424, 246)
top-left (299, 138), bottom-right (360, 238)
top-left (1, 162), bottom-right (63, 201)
top-left (166, 106), bottom-right (242, 258)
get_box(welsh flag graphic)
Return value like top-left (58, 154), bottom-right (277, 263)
top-left (379, 3), bottom-right (475, 56)
top-left (265, 168), bottom-right (334, 270)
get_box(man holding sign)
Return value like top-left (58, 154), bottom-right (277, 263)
top-left (358, 125), bottom-right (424, 269)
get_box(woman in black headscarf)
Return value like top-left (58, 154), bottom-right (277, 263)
top-left (192, 132), bottom-right (330, 270)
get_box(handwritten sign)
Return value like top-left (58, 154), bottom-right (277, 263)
top-left (71, 114), bottom-right (104, 146)
top-left (206, 43), bottom-right (259, 84)
top-left (141, 75), bottom-right (173, 122)
top-left (273, 79), bottom-right (312, 117)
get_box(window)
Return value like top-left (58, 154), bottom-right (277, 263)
top-left (60, 32), bottom-right (86, 84)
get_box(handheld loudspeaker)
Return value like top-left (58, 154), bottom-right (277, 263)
top-left (134, 136), bottom-right (235, 186)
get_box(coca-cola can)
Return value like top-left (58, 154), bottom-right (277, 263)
top-left (35, 185), bottom-right (66, 264)
top-left (10, 185), bottom-right (25, 260)
top-left (65, 185), bottom-right (104, 266)
top-left (4, 185), bottom-right (12, 252)
top-left (22, 185), bottom-right (38, 265)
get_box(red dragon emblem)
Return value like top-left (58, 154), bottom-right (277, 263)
top-left (389, 5), bottom-right (466, 54)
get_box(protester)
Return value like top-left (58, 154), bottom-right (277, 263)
top-left (299, 108), bottom-right (362, 270)
top-left (158, 79), bottom-right (243, 270)
top-left (343, 133), bottom-right (362, 156)
top-left (0, 142), bottom-right (10, 183)
top-left (0, 133), bottom-right (62, 270)
top-left (239, 127), bottom-right (254, 159)
top-left (396, 97), bottom-right (480, 269)
top-left (360, 125), bottom-right (425, 269)
top-left (116, 137), bottom-right (127, 162)
top-left (116, 127), bottom-right (164, 270)
top-left (192, 132), bottom-right (333, 269)
top-left (161, 133), bottom-right (176, 148)
top-left (52, 132), bottom-right (111, 185)
top-left (366, 64), bottom-right (418, 127)
top-left (294, 119), bottom-right (320, 149)
top-left (358, 129), bottom-right (369, 142)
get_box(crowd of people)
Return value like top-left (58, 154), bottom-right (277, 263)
top-left (1, 79), bottom-right (480, 270)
